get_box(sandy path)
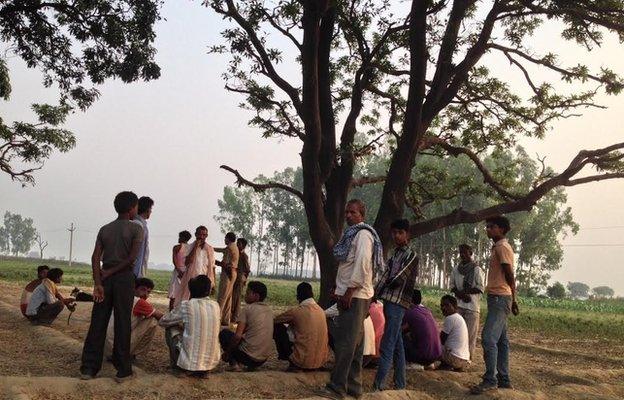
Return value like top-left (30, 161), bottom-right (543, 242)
top-left (1, 281), bottom-right (623, 400)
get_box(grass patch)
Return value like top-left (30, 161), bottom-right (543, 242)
top-left (2, 256), bottom-right (623, 340)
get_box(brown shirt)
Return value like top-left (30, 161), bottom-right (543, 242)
top-left (96, 219), bottom-right (144, 270)
top-left (274, 298), bottom-right (329, 369)
top-left (486, 238), bottom-right (514, 296)
top-left (218, 242), bottom-right (240, 273)
top-left (238, 302), bottom-right (273, 361)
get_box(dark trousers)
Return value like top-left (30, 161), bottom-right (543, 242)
top-left (80, 270), bottom-right (135, 378)
top-left (403, 335), bottom-right (438, 366)
top-left (274, 323), bottom-right (293, 361)
top-left (328, 298), bottom-right (370, 397)
top-left (219, 329), bottom-right (265, 369)
top-left (231, 277), bottom-right (246, 323)
top-left (165, 328), bottom-right (181, 369)
top-left (29, 301), bottom-right (63, 324)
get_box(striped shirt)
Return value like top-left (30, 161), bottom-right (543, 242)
top-left (160, 297), bottom-right (221, 371)
top-left (375, 246), bottom-right (419, 309)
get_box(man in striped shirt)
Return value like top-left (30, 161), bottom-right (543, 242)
top-left (373, 219), bottom-right (419, 391)
top-left (159, 275), bottom-right (221, 377)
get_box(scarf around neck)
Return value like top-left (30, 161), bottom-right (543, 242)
top-left (333, 223), bottom-right (384, 271)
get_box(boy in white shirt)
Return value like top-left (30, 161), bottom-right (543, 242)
top-left (439, 295), bottom-right (470, 371)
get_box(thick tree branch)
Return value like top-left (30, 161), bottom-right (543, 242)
top-left (220, 165), bottom-right (303, 200)
top-left (410, 142), bottom-right (624, 236)
top-left (215, 0), bottom-right (304, 117)
top-left (423, 136), bottom-right (521, 200)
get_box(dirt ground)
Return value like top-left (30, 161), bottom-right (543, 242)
top-left (1, 281), bottom-right (623, 400)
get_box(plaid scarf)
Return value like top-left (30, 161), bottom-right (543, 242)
top-left (333, 223), bottom-right (384, 270)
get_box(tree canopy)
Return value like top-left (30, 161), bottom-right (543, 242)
top-left (0, 211), bottom-right (37, 256)
top-left (0, 0), bottom-right (162, 184)
top-left (207, 0), bottom-right (624, 301)
top-left (217, 146), bottom-right (578, 292)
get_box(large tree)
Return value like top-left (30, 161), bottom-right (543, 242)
top-left (1, 211), bottom-right (37, 256)
top-left (208, 0), bottom-right (624, 303)
top-left (0, 0), bottom-right (161, 184)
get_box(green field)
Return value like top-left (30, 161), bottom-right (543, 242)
top-left (2, 256), bottom-right (623, 340)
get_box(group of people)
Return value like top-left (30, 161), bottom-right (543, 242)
top-left (18, 192), bottom-right (519, 397)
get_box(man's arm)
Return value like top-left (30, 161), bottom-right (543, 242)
top-left (440, 331), bottom-right (448, 345)
top-left (274, 308), bottom-right (295, 325)
top-left (502, 263), bottom-right (519, 315)
top-left (159, 308), bottom-right (183, 328)
top-left (185, 241), bottom-right (200, 266)
top-left (91, 241), bottom-right (104, 302)
top-left (101, 235), bottom-right (143, 279)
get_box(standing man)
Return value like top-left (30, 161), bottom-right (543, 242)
top-left (80, 191), bottom-right (144, 382)
top-left (176, 226), bottom-right (215, 307)
top-left (132, 196), bottom-right (153, 278)
top-left (373, 219), bottom-right (419, 391)
top-left (232, 237), bottom-right (250, 323)
top-left (450, 244), bottom-right (484, 361)
top-left (471, 215), bottom-right (519, 395)
top-left (215, 232), bottom-right (239, 327)
top-left (319, 199), bottom-right (383, 400)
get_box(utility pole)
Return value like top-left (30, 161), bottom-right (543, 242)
top-left (68, 223), bottom-right (76, 266)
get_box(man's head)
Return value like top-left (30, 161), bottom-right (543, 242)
top-left (188, 275), bottom-right (211, 299)
top-left (345, 199), bottom-right (366, 226)
top-left (225, 231), bottom-right (236, 245)
top-left (47, 268), bottom-right (64, 284)
top-left (245, 281), bottom-right (267, 304)
top-left (37, 265), bottom-right (50, 279)
top-left (390, 219), bottom-right (411, 247)
top-left (179, 230), bottom-right (192, 244)
top-left (114, 191), bottom-right (139, 217)
top-left (458, 244), bottom-right (473, 263)
top-left (138, 196), bottom-right (154, 219)
top-left (485, 215), bottom-right (511, 240)
top-left (195, 226), bottom-right (208, 243)
top-left (135, 277), bottom-right (155, 299)
top-left (296, 282), bottom-right (314, 303)
top-left (237, 237), bottom-right (248, 252)
top-left (411, 289), bottom-right (422, 305)
top-left (440, 295), bottom-right (458, 316)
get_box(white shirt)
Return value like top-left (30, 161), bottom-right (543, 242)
top-left (334, 228), bottom-right (375, 299)
top-left (450, 264), bottom-right (484, 313)
top-left (160, 297), bottom-right (221, 371)
top-left (26, 279), bottom-right (57, 316)
top-left (442, 313), bottom-right (471, 361)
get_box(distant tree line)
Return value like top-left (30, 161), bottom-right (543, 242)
top-left (546, 281), bottom-right (616, 300)
top-left (216, 147), bottom-right (579, 294)
top-left (0, 211), bottom-right (45, 258)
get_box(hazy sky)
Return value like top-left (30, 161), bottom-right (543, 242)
top-left (1, 2), bottom-right (623, 294)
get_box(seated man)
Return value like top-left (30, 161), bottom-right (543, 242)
top-left (220, 281), bottom-right (273, 371)
top-left (402, 290), bottom-right (442, 369)
top-left (25, 268), bottom-right (74, 324)
top-left (105, 277), bottom-right (164, 359)
top-left (159, 275), bottom-right (221, 376)
top-left (439, 295), bottom-right (471, 371)
top-left (273, 282), bottom-right (328, 371)
top-left (20, 265), bottom-right (49, 316)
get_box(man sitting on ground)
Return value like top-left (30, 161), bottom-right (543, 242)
top-left (20, 265), bottom-right (49, 316)
top-left (105, 278), bottom-right (164, 360)
top-left (274, 282), bottom-right (328, 371)
top-left (159, 275), bottom-right (221, 377)
top-left (220, 281), bottom-right (273, 371)
top-left (439, 295), bottom-right (471, 371)
top-left (402, 290), bottom-right (442, 370)
top-left (26, 268), bottom-right (74, 324)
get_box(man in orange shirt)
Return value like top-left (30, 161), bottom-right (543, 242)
top-left (471, 216), bottom-right (520, 395)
